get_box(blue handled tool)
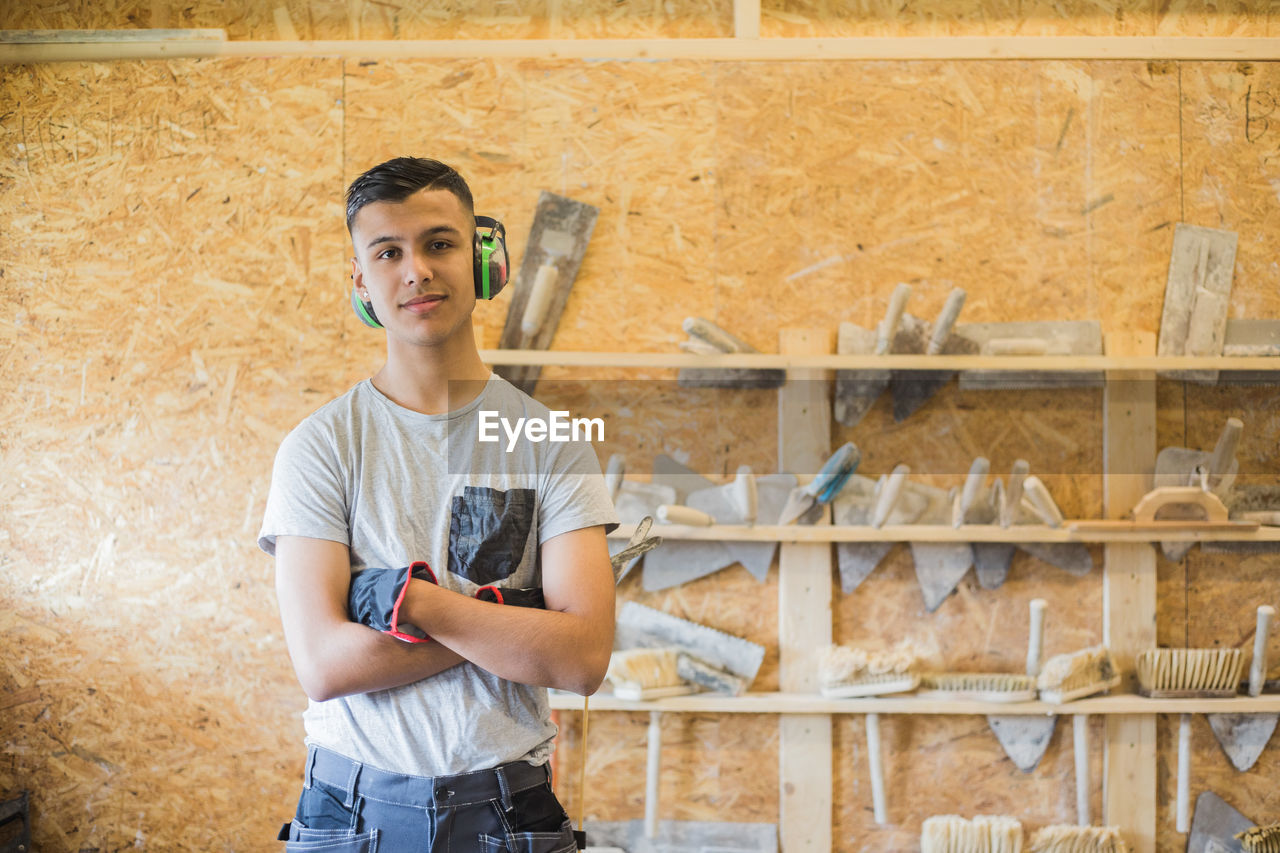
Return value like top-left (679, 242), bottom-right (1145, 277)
top-left (778, 442), bottom-right (861, 525)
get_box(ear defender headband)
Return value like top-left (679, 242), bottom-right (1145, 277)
top-left (350, 215), bottom-right (510, 329)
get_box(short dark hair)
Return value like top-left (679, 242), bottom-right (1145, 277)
top-left (345, 157), bottom-right (475, 233)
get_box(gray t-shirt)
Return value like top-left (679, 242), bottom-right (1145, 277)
top-left (258, 373), bottom-right (618, 776)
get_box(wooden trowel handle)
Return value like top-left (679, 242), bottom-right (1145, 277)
top-left (952, 457), bottom-right (990, 527)
top-left (876, 284), bottom-right (912, 355)
top-left (926, 288), bottom-right (967, 355)
top-left (1250, 605), bottom-right (1275, 697)
top-left (1209, 417), bottom-right (1243, 479)
top-left (872, 465), bottom-right (910, 529)
top-left (1002, 460), bottom-right (1031, 528)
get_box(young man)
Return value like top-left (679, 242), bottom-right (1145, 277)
top-left (259, 157), bottom-right (618, 851)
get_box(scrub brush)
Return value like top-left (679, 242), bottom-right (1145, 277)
top-left (605, 648), bottom-right (696, 701)
top-left (1036, 646), bottom-right (1121, 704)
top-left (921, 814), bottom-right (1023, 853)
top-left (1238, 824), bottom-right (1280, 853)
top-left (917, 672), bottom-right (1037, 703)
top-left (1135, 647), bottom-right (1244, 698)
top-left (1029, 825), bottom-right (1129, 853)
top-left (818, 642), bottom-right (921, 698)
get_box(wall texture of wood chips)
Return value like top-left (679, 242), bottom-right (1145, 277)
top-left (1, 27), bottom-right (1278, 853)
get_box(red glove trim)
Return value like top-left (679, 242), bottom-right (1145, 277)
top-left (386, 562), bottom-right (434, 644)
top-left (476, 585), bottom-right (505, 605)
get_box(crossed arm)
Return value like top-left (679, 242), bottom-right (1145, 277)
top-left (274, 525), bottom-right (615, 702)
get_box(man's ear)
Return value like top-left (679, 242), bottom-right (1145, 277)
top-left (350, 257), bottom-right (364, 295)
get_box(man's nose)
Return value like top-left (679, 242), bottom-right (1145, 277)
top-left (406, 251), bottom-right (433, 284)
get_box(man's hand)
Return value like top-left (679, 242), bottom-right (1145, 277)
top-left (347, 561), bottom-right (438, 642)
top-left (275, 537), bottom-right (463, 701)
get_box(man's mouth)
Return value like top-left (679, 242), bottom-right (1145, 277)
top-left (403, 294), bottom-right (446, 313)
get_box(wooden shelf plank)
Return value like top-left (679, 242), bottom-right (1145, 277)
top-left (550, 691), bottom-right (1280, 716)
top-left (605, 522), bottom-right (1280, 544)
top-left (475, 349), bottom-right (1280, 372)
top-left (4, 36), bottom-right (1280, 64)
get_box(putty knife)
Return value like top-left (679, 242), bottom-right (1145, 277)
top-left (908, 481), bottom-right (972, 612)
top-left (778, 441), bottom-right (861, 525)
top-left (1017, 475), bottom-right (1093, 576)
top-left (988, 599), bottom-right (1058, 773)
top-left (890, 288), bottom-right (973, 422)
top-left (1207, 605), bottom-right (1277, 773)
top-left (1188, 790), bottom-right (1253, 853)
top-left (973, 459), bottom-right (1030, 589)
top-left (833, 466), bottom-right (918, 594)
top-left (834, 284), bottom-right (911, 426)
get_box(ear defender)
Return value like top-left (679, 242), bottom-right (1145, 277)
top-left (350, 215), bottom-right (509, 327)
top-left (350, 285), bottom-right (383, 329)
top-left (473, 216), bottom-right (509, 300)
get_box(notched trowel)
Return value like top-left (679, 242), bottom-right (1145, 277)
top-left (496, 191), bottom-right (599, 395)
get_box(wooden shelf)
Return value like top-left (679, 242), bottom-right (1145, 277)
top-left (551, 690), bottom-right (1280, 716)
top-left (479, 349), bottom-right (1280, 373)
top-left (5, 35), bottom-right (1280, 64)
top-left (606, 522), bottom-right (1280, 544)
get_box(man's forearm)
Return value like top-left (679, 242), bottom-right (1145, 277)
top-left (288, 617), bottom-right (465, 701)
top-left (399, 580), bottom-right (612, 695)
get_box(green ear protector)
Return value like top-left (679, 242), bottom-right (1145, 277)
top-left (350, 215), bottom-right (509, 329)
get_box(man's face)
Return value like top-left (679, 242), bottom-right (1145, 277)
top-left (350, 188), bottom-right (476, 349)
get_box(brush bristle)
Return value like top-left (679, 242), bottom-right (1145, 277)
top-left (605, 648), bottom-right (682, 692)
top-left (818, 642), bottom-right (919, 688)
top-left (1238, 824), bottom-right (1280, 853)
top-left (1037, 647), bottom-right (1116, 692)
top-left (921, 673), bottom-right (1036, 693)
top-left (1135, 648), bottom-right (1243, 694)
top-left (1030, 825), bottom-right (1128, 853)
top-left (921, 814), bottom-right (1023, 853)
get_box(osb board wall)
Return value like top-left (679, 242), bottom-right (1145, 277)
top-left (4, 0), bottom-right (1279, 38)
top-left (1, 56), bottom-right (1278, 852)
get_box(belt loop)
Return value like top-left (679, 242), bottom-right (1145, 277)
top-left (303, 746), bottom-right (318, 790)
top-left (343, 761), bottom-right (362, 809)
top-left (494, 765), bottom-right (515, 813)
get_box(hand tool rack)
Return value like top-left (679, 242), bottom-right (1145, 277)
top-left (495, 334), bottom-right (1279, 852)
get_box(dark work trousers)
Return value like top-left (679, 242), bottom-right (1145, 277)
top-left (278, 745), bottom-right (577, 853)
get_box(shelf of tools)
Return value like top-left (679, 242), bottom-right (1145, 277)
top-left (493, 339), bottom-right (1280, 852)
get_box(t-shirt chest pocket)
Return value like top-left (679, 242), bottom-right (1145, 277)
top-left (448, 486), bottom-right (536, 586)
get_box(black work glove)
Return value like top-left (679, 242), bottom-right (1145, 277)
top-left (347, 561), bottom-right (438, 643)
top-left (474, 585), bottom-right (546, 609)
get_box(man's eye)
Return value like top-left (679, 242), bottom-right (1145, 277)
top-left (378, 248), bottom-right (399, 259)
top-left (430, 241), bottom-right (452, 251)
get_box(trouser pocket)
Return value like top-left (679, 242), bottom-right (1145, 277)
top-left (284, 828), bottom-right (378, 852)
top-left (478, 818), bottom-right (577, 853)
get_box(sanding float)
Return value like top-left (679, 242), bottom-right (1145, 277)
top-left (1157, 223), bottom-right (1238, 384)
top-left (955, 320), bottom-right (1104, 390)
top-left (495, 191), bottom-right (599, 396)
